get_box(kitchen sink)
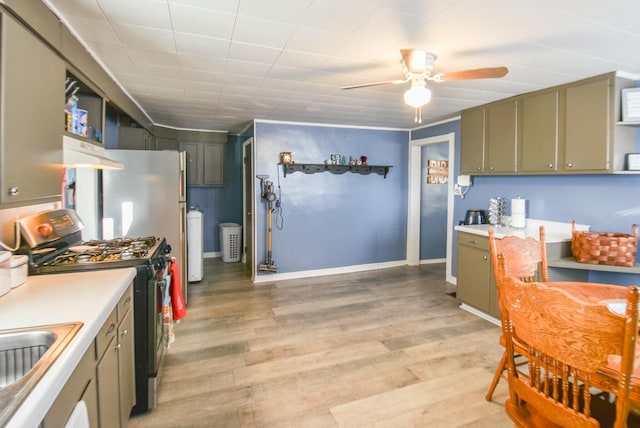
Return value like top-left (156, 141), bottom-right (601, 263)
top-left (0, 322), bottom-right (82, 426)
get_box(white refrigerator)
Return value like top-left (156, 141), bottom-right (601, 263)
top-left (102, 150), bottom-right (188, 300)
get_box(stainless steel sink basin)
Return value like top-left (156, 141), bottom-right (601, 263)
top-left (0, 322), bottom-right (82, 426)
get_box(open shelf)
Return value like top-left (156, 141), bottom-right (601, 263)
top-left (282, 163), bottom-right (392, 178)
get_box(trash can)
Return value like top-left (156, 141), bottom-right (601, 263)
top-left (187, 209), bottom-right (204, 281)
top-left (220, 223), bottom-right (242, 262)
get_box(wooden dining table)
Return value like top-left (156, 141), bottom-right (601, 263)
top-left (543, 281), bottom-right (640, 405)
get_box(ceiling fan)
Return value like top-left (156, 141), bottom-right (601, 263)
top-left (341, 49), bottom-right (509, 123)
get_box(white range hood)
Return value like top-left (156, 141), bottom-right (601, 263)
top-left (63, 135), bottom-right (124, 170)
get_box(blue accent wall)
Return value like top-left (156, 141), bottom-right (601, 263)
top-left (254, 122), bottom-right (409, 275)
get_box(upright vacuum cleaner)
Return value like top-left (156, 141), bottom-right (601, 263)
top-left (257, 175), bottom-right (278, 272)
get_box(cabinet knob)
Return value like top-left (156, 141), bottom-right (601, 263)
top-left (483, 255), bottom-right (488, 260)
top-left (547, 163), bottom-right (553, 168)
top-left (476, 166), bottom-right (481, 171)
top-left (8, 187), bottom-right (19, 196)
top-left (120, 329), bottom-right (128, 337)
top-left (489, 166), bottom-right (494, 171)
top-left (566, 163), bottom-right (573, 168)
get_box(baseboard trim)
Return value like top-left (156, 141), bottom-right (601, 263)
top-left (253, 260), bottom-right (407, 283)
top-left (459, 303), bottom-right (500, 327)
top-left (419, 258), bottom-right (445, 265)
top-left (204, 252), bottom-right (220, 258)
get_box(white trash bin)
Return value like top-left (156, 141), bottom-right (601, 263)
top-left (187, 209), bottom-right (204, 281)
top-left (219, 223), bottom-right (242, 262)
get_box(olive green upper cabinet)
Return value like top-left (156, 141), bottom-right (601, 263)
top-left (0, 13), bottom-right (65, 207)
top-left (485, 98), bottom-right (518, 174)
top-left (519, 89), bottom-right (559, 173)
top-left (118, 127), bottom-right (155, 150)
top-left (562, 74), bottom-right (636, 173)
top-left (460, 107), bottom-right (485, 174)
top-left (461, 99), bottom-right (517, 175)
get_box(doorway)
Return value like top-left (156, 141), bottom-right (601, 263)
top-left (242, 138), bottom-right (255, 281)
top-left (407, 132), bottom-right (455, 283)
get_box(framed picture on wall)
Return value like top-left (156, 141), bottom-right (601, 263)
top-left (621, 88), bottom-right (640, 122)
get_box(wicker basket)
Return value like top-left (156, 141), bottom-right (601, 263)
top-left (571, 221), bottom-right (638, 267)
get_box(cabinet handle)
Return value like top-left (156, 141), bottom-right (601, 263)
top-left (476, 166), bottom-right (481, 171)
top-left (8, 187), bottom-right (19, 196)
top-left (483, 255), bottom-right (488, 260)
top-left (114, 343), bottom-right (122, 350)
top-left (106, 323), bottom-right (116, 337)
top-left (468, 240), bottom-right (478, 244)
top-left (547, 163), bottom-right (553, 168)
top-left (120, 329), bottom-right (129, 337)
top-left (124, 296), bottom-right (132, 307)
top-left (489, 166), bottom-right (494, 171)
top-left (566, 163), bottom-right (573, 168)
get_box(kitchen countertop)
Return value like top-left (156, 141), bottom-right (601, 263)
top-left (454, 218), bottom-right (590, 243)
top-left (0, 268), bottom-right (136, 428)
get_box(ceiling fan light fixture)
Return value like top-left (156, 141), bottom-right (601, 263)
top-left (404, 85), bottom-right (431, 108)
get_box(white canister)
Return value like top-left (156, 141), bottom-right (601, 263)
top-left (511, 197), bottom-right (527, 228)
top-left (0, 251), bottom-right (11, 296)
top-left (0, 254), bottom-right (28, 290)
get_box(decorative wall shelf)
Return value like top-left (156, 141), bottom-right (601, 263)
top-left (282, 163), bottom-right (392, 178)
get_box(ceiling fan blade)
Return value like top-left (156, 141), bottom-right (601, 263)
top-left (440, 66), bottom-right (509, 81)
top-left (341, 79), bottom-right (408, 90)
top-left (400, 49), bottom-right (426, 74)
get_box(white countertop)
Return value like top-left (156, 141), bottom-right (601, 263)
top-left (454, 218), bottom-right (590, 243)
top-left (0, 268), bottom-right (136, 428)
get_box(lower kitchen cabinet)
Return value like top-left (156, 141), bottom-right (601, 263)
top-left (96, 284), bottom-right (136, 427)
top-left (42, 343), bottom-right (99, 428)
top-left (42, 283), bottom-right (135, 428)
top-left (117, 297), bottom-right (135, 426)
top-left (96, 305), bottom-right (120, 428)
top-left (456, 232), bottom-right (500, 319)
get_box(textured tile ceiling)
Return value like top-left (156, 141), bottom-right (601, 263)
top-left (44, 0), bottom-right (640, 133)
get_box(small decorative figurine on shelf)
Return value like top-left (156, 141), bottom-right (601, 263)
top-left (280, 151), bottom-right (293, 164)
top-left (360, 156), bottom-right (368, 165)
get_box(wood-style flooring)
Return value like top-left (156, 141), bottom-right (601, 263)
top-left (127, 259), bottom-right (512, 427)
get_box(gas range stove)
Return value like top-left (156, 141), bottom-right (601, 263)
top-left (19, 209), bottom-right (168, 275)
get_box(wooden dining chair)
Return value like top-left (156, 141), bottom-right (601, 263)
top-left (500, 276), bottom-right (639, 428)
top-left (485, 226), bottom-right (548, 401)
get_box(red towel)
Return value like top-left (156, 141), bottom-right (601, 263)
top-left (169, 257), bottom-right (186, 321)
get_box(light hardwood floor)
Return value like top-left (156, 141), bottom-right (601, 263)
top-left (128, 259), bottom-right (512, 427)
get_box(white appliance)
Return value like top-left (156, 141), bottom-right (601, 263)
top-left (102, 150), bottom-right (188, 300)
top-left (187, 208), bottom-right (203, 282)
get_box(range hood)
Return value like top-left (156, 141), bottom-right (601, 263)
top-left (63, 135), bottom-right (124, 170)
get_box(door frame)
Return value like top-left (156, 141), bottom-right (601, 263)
top-left (242, 137), bottom-right (255, 281)
top-left (406, 132), bottom-right (456, 282)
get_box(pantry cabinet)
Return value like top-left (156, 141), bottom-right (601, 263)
top-left (180, 141), bottom-right (225, 186)
top-left (0, 12), bottom-right (64, 207)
